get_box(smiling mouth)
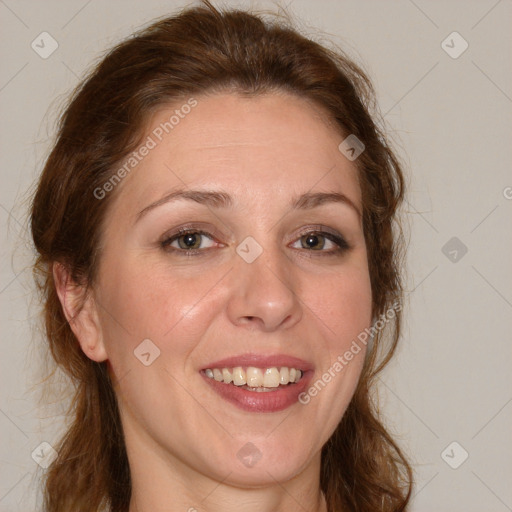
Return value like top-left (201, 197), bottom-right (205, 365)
top-left (201, 364), bottom-right (311, 412)
top-left (203, 366), bottom-right (303, 391)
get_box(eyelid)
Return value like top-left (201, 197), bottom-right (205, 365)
top-left (159, 223), bottom-right (351, 257)
top-left (161, 227), bottom-right (220, 252)
top-left (160, 222), bottom-right (227, 245)
top-left (295, 225), bottom-right (350, 252)
top-left (293, 224), bottom-right (344, 241)
top-left (293, 223), bottom-right (350, 243)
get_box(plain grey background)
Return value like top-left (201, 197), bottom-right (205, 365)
top-left (1, 0), bottom-right (511, 510)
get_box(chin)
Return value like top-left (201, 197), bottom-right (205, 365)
top-left (218, 436), bottom-right (314, 487)
top-left (221, 461), bottom-right (307, 488)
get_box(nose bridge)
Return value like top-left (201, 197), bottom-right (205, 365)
top-left (227, 233), bottom-right (302, 331)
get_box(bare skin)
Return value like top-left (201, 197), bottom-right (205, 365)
top-left (55, 91), bottom-right (372, 512)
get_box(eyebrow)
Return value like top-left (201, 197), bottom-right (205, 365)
top-left (136, 188), bottom-right (362, 221)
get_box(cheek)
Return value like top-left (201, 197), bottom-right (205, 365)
top-left (295, 263), bottom-right (372, 439)
top-left (97, 246), bottom-right (373, 373)
top-left (305, 261), bottom-right (373, 354)
top-left (97, 260), bottom-right (228, 365)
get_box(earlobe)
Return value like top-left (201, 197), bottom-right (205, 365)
top-left (53, 262), bottom-right (108, 363)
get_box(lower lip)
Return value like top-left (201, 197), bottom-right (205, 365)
top-left (200, 371), bottom-right (312, 413)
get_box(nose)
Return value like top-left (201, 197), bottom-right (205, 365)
top-left (226, 241), bottom-right (302, 332)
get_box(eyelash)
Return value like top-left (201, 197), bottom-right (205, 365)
top-left (160, 225), bottom-right (351, 258)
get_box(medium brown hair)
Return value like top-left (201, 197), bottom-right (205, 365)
top-left (30, 1), bottom-right (412, 510)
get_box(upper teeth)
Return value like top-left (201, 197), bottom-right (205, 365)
top-left (204, 367), bottom-right (302, 388)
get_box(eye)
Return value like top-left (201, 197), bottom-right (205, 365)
top-left (161, 229), bottom-right (216, 254)
top-left (290, 229), bottom-right (350, 255)
top-left (160, 226), bottom-right (350, 257)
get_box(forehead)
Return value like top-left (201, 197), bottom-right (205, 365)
top-left (111, 91), bottom-right (361, 217)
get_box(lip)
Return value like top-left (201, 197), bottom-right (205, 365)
top-left (201, 353), bottom-right (314, 372)
top-left (200, 353), bottom-right (314, 413)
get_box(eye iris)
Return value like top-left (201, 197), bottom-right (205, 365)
top-left (178, 233), bottom-right (201, 249)
top-left (302, 234), bottom-right (324, 250)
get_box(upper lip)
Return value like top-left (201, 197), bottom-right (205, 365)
top-left (201, 353), bottom-right (314, 372)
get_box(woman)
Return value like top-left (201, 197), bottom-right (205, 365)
top-left (30, 1), bottom-right (412, 510)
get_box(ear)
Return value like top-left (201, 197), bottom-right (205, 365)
top-left (53, 262), bottom-right (108, 363)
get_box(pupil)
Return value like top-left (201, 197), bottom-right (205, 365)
top-left (182, 233), bottom-right (198, 248)
top-left (304, 234), bottom-right (323, 250)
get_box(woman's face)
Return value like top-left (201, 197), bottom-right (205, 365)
top-left (89, 91), bottom-right (372, 488)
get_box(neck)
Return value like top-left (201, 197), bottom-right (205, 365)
top-left (130, 484), bottom-right (327, 512)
